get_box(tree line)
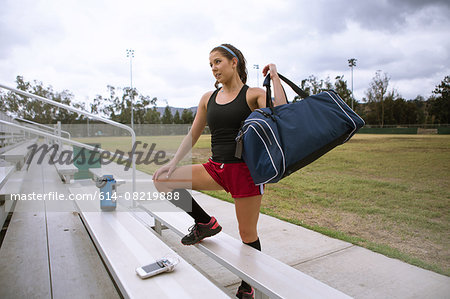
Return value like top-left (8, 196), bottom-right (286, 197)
top-left (1, 74), bottom-right (448, 126)
top-left (296, 73), bottom-right (449, 126)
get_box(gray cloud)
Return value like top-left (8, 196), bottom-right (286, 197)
top-left (282, 0), bottom-right (450, 35)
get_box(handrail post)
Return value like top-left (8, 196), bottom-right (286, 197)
top-left (57, 121), bottom-right (62, 148)
top-left (15, 117), bottom-right (72, 140)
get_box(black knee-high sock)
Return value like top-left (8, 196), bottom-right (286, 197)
top-left (171, 189), bottom-right (211, 224)
top-left (241, 238), bottom-right (261, 291)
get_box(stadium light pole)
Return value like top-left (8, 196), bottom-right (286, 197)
top-left (253, 64), bottom-right (259, 87)
top-left (126, 49), bottom-right (135, 130)
top-left (348, 58), bottom-right (357, 110)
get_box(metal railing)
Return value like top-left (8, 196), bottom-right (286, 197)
top-left (15, 117), bottom-right (72, 139)
top-left (0, 119), bottom-right (119, 160)
top-left (0, 83), bottom-right (136, 193)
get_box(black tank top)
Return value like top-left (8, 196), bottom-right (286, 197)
top-left (207, 85), bottom-right (252, 163)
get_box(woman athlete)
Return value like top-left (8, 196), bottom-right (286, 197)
top-left (153, 44), bottom-right (287, 299)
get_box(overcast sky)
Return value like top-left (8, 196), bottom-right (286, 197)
top-left (1, 0), bottom-right (449, 108)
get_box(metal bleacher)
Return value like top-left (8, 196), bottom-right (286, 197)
top-left (0, 86), bottom-right (230, 298)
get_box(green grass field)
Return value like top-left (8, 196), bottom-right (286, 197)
top-left (76, 134), bottom-right (450, 276)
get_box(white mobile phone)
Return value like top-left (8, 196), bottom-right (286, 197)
top-left (136, 258), bottom-right (177, 279)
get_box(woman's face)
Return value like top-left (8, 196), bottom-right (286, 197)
top-left (209, 51), bottom-right (236, 84)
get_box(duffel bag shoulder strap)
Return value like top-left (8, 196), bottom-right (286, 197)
top-left (263, 74), bottom-right (276, 110)
top-left (263, 72), bottom-right (309, 108)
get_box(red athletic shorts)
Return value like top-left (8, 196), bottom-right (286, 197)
top-left (202, 158), bottom-right (264, 198)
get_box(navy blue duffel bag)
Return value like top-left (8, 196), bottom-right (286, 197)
top-left (235, 73), bottom-right (365, 185)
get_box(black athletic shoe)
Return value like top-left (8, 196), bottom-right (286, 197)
top-left (181, 217), bottom-right (222, 245)
top-left (236, 285), bottom-right (254, 299)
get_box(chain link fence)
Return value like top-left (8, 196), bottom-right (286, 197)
top-left (60, 123), bottom-right (210, 138)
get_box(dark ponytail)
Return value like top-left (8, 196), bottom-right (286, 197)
top-left (210, 43), bottom-right (247, 89)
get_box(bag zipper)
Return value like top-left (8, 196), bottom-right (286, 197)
top-left (244, 120), bottom-right (272, 145)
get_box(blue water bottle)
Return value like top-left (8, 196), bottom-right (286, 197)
top-left (96, 175), bottom-right (117, 211)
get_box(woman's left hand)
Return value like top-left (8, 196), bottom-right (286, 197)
top-left (262, 63), bottom-right (287, 106)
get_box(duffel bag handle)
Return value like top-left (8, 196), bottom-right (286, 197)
top-left (263, 73), bottom-right (309, 108)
